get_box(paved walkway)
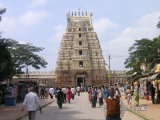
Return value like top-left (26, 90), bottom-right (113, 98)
top-left (21, 92), bottom-right (142, 120)
top-left (1, 92), bottom-right (156, 120)
top-left (0, 98), bottom-right (54, 120)
top-left (122, 95), bottom-right (160, 120)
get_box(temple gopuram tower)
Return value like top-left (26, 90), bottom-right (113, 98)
top-left (55, 11), bottom-right (107, 87)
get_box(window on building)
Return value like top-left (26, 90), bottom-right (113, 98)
top-left (79, 61), bottom-right (83, 67)
top-left (79, 41), bottom-right (82, 45)
top-left (96, 51), bottom-right (98, 56)
top-left (79, 50), bottom-right (82, 55)
top-left (64, 76), bottom-right (67, 81)
top-left (79, 34), bottom-right (81, 37)
top-left (79, 28), bottom-right (81, 31)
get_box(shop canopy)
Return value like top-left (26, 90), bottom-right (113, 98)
top-left (148, 73), bottom-right (160, 80)
top-left (139, 73), bottom-right (160, 82)
top-left (139, 77), bottom-right (148, 82)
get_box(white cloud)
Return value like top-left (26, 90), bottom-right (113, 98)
top-left (102, 12), bottom-right (160, 70)
top-left (0, 10), bottom-right (51, 36)
top-left (18, 10), bottom-right (51, 26)
top-left (93, 18), bottom-right (120, 36)
top-left (30, 0), bottom-right (46, 6)
top-left (51, 24), bottom-right (66, 42)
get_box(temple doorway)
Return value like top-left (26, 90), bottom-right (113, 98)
top-left (76, 75), bottom-right (86, 87)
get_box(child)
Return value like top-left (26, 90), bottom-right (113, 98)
top-left (126, 87), bottom-right (132, 104)
top-left (145, 89), bottom-right (149, 101)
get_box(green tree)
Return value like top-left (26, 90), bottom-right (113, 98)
top-left (0, 39), bottom-right (14, 81)
top-left (0, 8), bottom-right (48, 81)
top-left (0, 38), bottom-right (48, 82)
top-left (0, 8), bottom-right (6, 36)
top-left (124, 38), bottom-right (158, 74)
top-left (5, 39), bottom-right (48, 76)
top-left (0, 8), bottom-right (13, 81)
top-left (0, 8), bottom-right (6, 21)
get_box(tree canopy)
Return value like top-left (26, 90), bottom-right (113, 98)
top-left (0, 8), bottom-right (48, 81)
top-left (0, 39), bottom-right (14, 81)
top-left (0, 39), bottom-right (48, 81)
top-left (124, 37), bottom-right (160, 74)
top-left (0, 8), bottom-right (6, 21)
top-left (125, 16), bottom-right (160, 75)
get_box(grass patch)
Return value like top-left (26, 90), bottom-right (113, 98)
top-left (128, 109), bottom-right (153, 120)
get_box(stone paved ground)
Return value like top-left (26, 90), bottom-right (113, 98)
top-left (22, 92), bottom-right (143, 120)
top-left (0, 98), bottom-right (54, 120)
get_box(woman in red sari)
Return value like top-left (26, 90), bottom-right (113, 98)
top-left (66, 87), bottom-right (72, 103)
top-left (88, 88), bottom-right (92, 103)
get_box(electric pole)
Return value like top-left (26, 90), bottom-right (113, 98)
top-left (109, 55), bottom-right (111, 86)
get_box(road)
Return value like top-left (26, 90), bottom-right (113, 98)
top-left (22, 92), bottom-right (143, 120)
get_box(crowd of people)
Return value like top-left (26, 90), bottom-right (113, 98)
top-left (55, 86), bottom-right (79, 109)
top-left (87, 84), bottom-right (124, 120)
top-left (19, 81), bottom-right (160, 120)
top-left (86, 82), bottom-right (158, 120)
top-left (0, 82), bottom-right (39, 105)
top-left (145, 81), bottom-right (159, 104)
top-left (124, 81), bottom-right (160, 106)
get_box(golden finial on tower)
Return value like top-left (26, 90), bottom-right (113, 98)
top-left (78, 8), bottom-right (80, 16)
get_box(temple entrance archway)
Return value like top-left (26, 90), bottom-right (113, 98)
top-left (75, 74), bottom-right (87, 87)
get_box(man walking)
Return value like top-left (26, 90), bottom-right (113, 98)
top-left (22, 87), bottom-right (41, 120)
top-left (49, 87), bottom-right (54, 99)
top-left (76, 86), bottom-right (80, 96)
top-left (71, 86), bottom-right (76, 99)
top-left (62, 87), bottom-right (67, 103)
top-left (104, 87), bottom-right (124, 120)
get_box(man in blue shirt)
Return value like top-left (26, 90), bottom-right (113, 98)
top-left (104, 86), bottom-right (109, 99)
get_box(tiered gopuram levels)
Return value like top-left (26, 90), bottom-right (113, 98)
top-left (55, 11), bottom-right (107, 87)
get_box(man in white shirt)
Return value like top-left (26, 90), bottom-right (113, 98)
top-left (76, 86), bottom-right (81, 96)
top-left (115, 84), bottom-right (121, 97)
top-left (22, 87), bottom-right (41, 120)
top-left (61, 87), bottom-right (67, 103)
top-left (71, 87), bottom-right (76, 99)
top-left (49, 87), bottom-right (54, 99)
top-left (97, 87), bottom-right (104, 107)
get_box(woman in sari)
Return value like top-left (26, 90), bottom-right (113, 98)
top-left (92, 88), bottom-right (98, 108)
top-left (57, 89), bottom-right (64, 109)
top-left (133, 82), bottom-right (139, 106)
top-left (88, 87), bottom-right (92, 103)
top-left (66, 87), bottom-right (72, 103)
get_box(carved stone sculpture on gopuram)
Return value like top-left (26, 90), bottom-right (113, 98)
top-left (55, 11), bottom-right (107, 87)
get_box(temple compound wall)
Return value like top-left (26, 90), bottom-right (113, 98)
top-left (12, 70), bottom-right (128, 87)
top-left (107, 70), bottom-right (128, 85)
top-left (12, 71), bottom-right (56, 87)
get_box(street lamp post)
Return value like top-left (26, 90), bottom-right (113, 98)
top-left (26, 54), bottom-right (30, 85)
top-left (109, 55), bottom-right (110, 86)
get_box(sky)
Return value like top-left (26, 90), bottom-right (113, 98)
top-left (0, 0), bottom-right (160, 72)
